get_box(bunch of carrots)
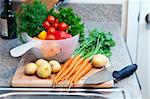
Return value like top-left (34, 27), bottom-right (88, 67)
top-left (54, 29), bottom-right (115, 86)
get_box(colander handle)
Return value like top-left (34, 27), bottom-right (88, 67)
top-left (10, 40), bottom-right (38, 57)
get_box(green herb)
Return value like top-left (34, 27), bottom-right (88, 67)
top-left (17, 0), bottom-right (48, 38)
top-left (74, 29), bottom-right (115, 58)
top-left (48, 7), bottom-right (85, 42)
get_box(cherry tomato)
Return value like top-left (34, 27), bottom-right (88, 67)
top-left (66, 33), bottom-right (72, 38)
top-left (42, 21), bottom-right (50, 29)
top-left (47, 16), bottom-right (55, 23)
top-left (59, 31), bottom-right (67, 39)
top-left (52, 22), bottom-right (59, 29)
top-left (47, 27), bottom-right (56, 34)
top-left (53, 31), bottom-right (64, 40)
top-left (58, 22), bottom-right (68, 31)
top-left (46, 34), bottom-right (55, 40)
top-left (55, 18), bottom-right (59, 23)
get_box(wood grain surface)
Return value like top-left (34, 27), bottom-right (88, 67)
top-left (11, 53), bottom-right (114, 88)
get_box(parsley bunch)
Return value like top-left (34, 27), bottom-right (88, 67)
top-left (17, 0), bottom-right (48, 37)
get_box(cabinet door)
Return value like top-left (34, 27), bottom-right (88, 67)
top-left (136, 0), bottom-right (150, 99)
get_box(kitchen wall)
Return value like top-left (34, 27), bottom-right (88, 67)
top-left (0, 1), bottom-right (122, 33)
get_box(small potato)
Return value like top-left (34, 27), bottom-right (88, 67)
top-left (25, 63), bottom-right (37, 75)
top-left (49, 60), bottom-right (61, 73)
top-left (35, 59), bottom-right (48, 67)
top-left (92, 54), bottom-right (109, 68)
top-left (36, 63), bottom-right (52, 78)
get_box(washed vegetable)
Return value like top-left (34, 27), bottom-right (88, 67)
top-left (73, 63), bottom-right (92, 84)
top-left (49, 60), bottom-right (61, 73)
top-left (48, 7), bottom-right (84, 42)
top-left (65, 57), bottom-right (84, 80)
top-left (35, 59), bottom-right (48, 67)
top-left (47, 15), bottom-right (55, 23)
top-left (55, 55), bottom-right (81, 83)
top-left (25, 63), bottom-right (37, 75)
top-left (47, 27), bottom-right (56, 34)
top-left (70, 58), bottom-right (90, 84)
top-left (17, 0), bottom-right (48, 38)
top-left (38, 30), bottom-right (47, 40)
top-left (43, 21), bottom-right (51, 29)
top-left (54, 29), bottom-right (115, 85)
top-left (52, 22), bottom-right (59, 29)
top-left (92, 54), bottom-right (109, 68)
top-left (55, 58), bottom-right (72, 80)
top-left (46, 34), bottom-right (55, 40)
top-left (58, 22), bottom-right (68, 31)
top-left (36, 63), bottom-right (52, 78)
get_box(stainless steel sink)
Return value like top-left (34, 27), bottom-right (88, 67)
top-left (0, 88), bottom-right (131, 99)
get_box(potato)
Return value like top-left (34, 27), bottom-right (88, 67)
top-left (36, 63), bottom-right (52, 78)
top-left (92, 54), bottom-right (109, 68)
top-left (25, 63), bottom-right (37, 75)
top-left (35, 59), bottom-right (48, 67)
top-left (49, 60), bottom-right (61, 73)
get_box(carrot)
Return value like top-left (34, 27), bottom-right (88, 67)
top-left (54, 58), bottom-right (72, 84)
top-left (56, 55), bottom-right (81, 83)
top-left (70, 58), bottom-right (90, 84)
top-left (65, 57), bottom-right (84, 80)
top-left (74, 63), bottom-right (92, 84)
top-left (55, 58), bottom-right (72, 79)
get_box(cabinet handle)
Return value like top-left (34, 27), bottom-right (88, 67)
top-left (145, 13), bottom-right (150, 24)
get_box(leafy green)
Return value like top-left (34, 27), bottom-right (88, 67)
top-left (74, 29), bottom-right (115, 58)
top-left (48, 7), bottom-right (85, 42)
top-left (17, 0), bottom-right (48, 37)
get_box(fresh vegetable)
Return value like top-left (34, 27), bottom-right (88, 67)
top-left (36, 63), bottom-right (52, 78)
top-left (55, 55), bottom-right (81, 83)
top-left (52, 22), bottom-right (59, 29)
top-left (25, 63), bottom-right (37, 75)
top-left (92, 54), bottom-right (109, 68)
top-left (65, 57), bottom-right (84, 80)
top-left (35, 59), bottom-right (48, 67)
top-left (46, 34), bottom-right (55, 40)
top-left (53, 31), bottom-right (66, 40)
top-left (70, 58), bottom-right (90, 84)
top-left (43, 21), bottom-right (50, 29)
top-left (49, 60), bottom-right (61, 73)
top-left (17, 0), bottom-right (48, 38)
top-left (38, 30), bottom-right (47, 40)
top-left (48, 7), bottom-right (84, 42)
top-left (73, 63), bottom-right (92, 84)
top-left (55, 58), bottom-right (72, 80)
top-left (47, 27), bottom-right (56, 34)
top-left (54, 29), bottom-right (115, 85)
top-left (47, 15), bottom-right (55, 24)
top-left (58, 22), bottom-right (68, 31)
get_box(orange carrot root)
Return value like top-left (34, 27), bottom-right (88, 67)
top-left (74, 63), bottom-right (92, 84)
top-left (56, 55), bottom-right (81, 83)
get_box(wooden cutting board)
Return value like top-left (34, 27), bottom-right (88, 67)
top-left (11, 53), bottom-right (114, 88)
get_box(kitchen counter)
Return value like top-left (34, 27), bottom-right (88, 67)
top-left (0, 22), bottom-right (141, 99)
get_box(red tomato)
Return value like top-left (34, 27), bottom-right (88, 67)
top-left (47, 16), bottom-right (55, 23)
top-left (46, 34), bottom-right (55, 40)
top-left (59, 31), bottom-right (67, 39)
top-left (55, 18), bottom-right (59, 23)
top-left (47, 27), bottom-right (56, 34)
top-left (53, 31), bottom-right (66, 40)
top-left (58, 22), bottom-right (68, 31)
top-left (42, 21), bottom-right (50, 29)
top-left (52, 22), bottom-right (59, 29)
top-left (66, 33), bottom-right (72, 38)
